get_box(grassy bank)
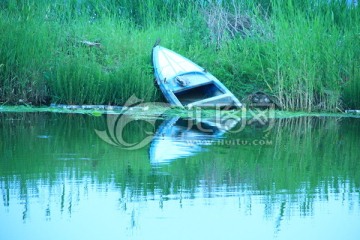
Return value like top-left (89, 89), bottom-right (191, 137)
top-left (0, 0), bottom-right (359, 111)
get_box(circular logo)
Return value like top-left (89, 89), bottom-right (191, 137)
top-left (95, 95), bottom-right (169, 150)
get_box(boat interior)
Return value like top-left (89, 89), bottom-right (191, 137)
top-left (174, 82), bottom-right (225, 105)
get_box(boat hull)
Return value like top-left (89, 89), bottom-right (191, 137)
top-left (152, 45), bottom-right (242, 108)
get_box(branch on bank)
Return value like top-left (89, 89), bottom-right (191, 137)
top-left (80, 40), bottom-right (101, 48)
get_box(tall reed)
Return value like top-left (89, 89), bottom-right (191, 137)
top-left (199, 0), bottom-right (360, 111)
top-left (1, 0), bottom-right (359, 110)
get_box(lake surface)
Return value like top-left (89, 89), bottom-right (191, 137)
top-left (1, 110), bottom-right (360, 240)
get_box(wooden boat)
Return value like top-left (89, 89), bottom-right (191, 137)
top-left (152, 44), bottom-right (242, 109)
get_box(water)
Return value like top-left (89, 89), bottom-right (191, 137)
top-left (0, 111), bottom-right (360, 240)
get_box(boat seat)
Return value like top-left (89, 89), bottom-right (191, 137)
top-left (186, 93), bottom-right (234, 108)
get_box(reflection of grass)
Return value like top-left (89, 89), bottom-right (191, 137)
top-left (0, 113), bottom-right (359, 217)
top-left (0, 0), bottom-right (359, 110)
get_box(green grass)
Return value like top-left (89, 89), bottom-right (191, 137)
top-left (0, 0), bottom-right (360, 111)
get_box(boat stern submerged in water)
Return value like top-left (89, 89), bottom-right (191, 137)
top-left (152, 45), bottom-right (242, 109)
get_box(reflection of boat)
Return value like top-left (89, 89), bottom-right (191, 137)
top-left (149, 117), bottom-right (239, 165)
top-left (152, 44), bottom-right (242, 109)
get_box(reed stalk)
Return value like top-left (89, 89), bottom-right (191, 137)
top-left (0, 0), bottom-right (359, 110)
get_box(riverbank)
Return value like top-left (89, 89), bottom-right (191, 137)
top-left (1, 0), bottom-right (359, 111)
top-left (1, 105), bottom-right (360, 120)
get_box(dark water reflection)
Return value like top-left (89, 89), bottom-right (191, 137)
top-left (0, 112), bottom-right (360, 240)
